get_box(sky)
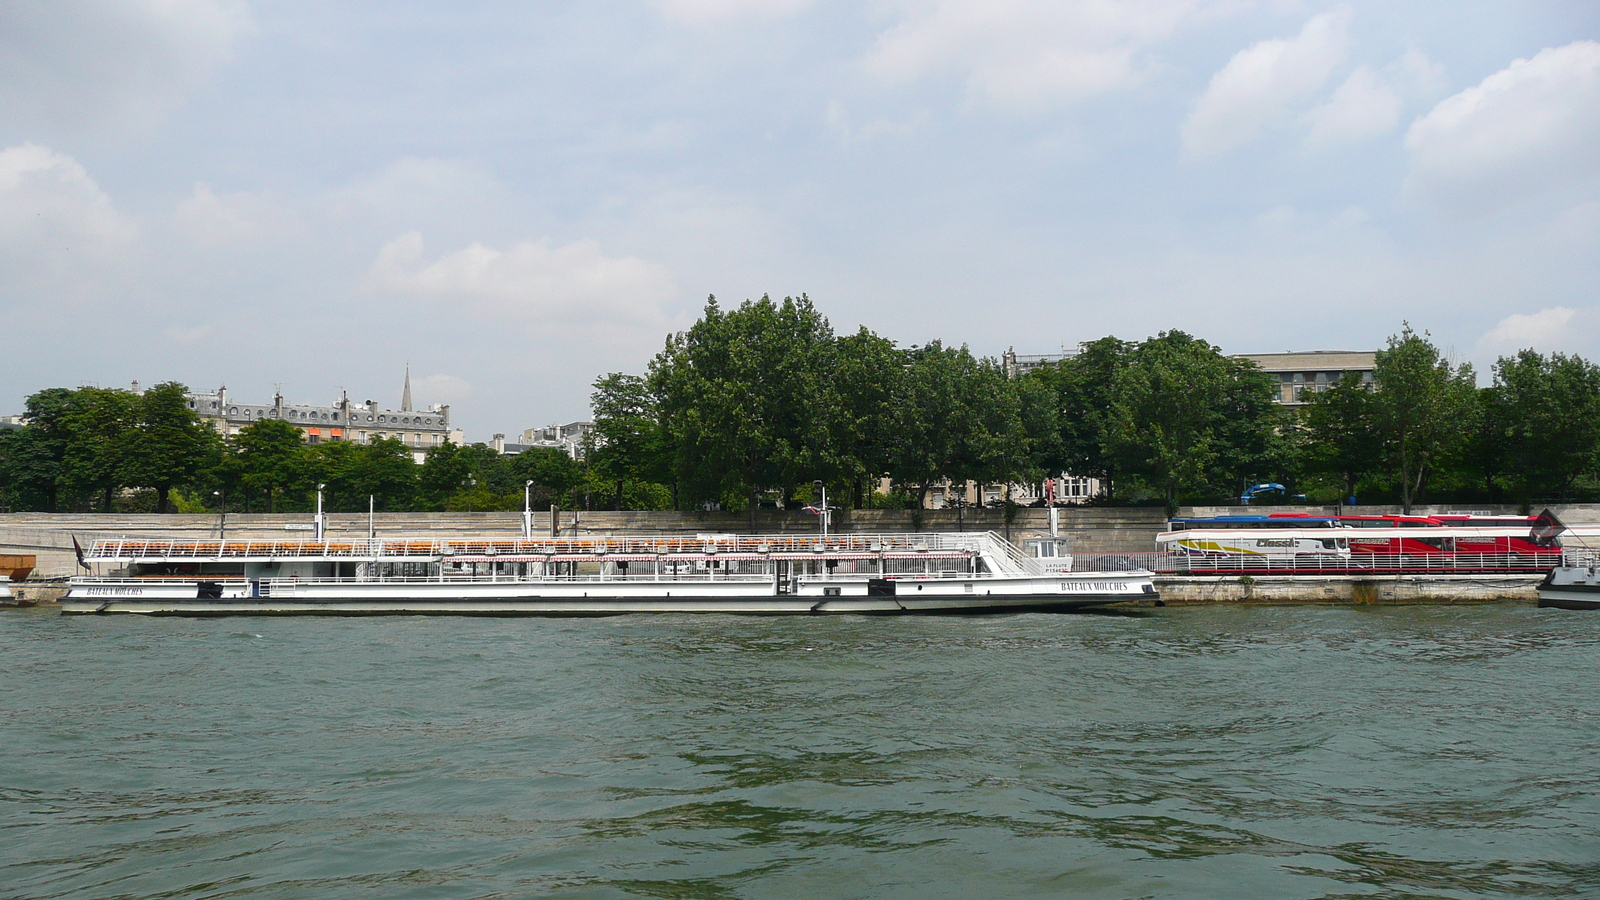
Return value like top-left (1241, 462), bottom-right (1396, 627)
top-left (2, 1), bottom-right (1597, 439)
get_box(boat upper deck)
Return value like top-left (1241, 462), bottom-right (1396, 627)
top-left (84, 531), bottom-right (1043, 571)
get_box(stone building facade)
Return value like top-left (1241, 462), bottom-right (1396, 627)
top-left (182, 370), bottom-right (462, 463)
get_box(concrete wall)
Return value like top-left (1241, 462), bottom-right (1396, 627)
top-left (1153, 573), bottom-right (1542, 604)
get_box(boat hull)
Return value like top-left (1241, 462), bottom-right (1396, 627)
top-left (61, 576), bottom-right (1156, 616)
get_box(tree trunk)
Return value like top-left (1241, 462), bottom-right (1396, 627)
top-left (1399, 437), bottom-right (1412, 514)
top-left (103, 485), bottom-right (113, 512)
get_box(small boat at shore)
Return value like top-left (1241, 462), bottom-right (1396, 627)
top-left (1538, 565), bottom-right (1600, 609)
top-left (60, 531), bottom-right (1156, 616)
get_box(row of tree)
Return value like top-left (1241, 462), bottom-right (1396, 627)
top-left (587, 296), bottom-right (1600, 514)
top-left (4, 297), bottom-right (1599, 515)
top-left (0, 385), bottom-right (595, 514)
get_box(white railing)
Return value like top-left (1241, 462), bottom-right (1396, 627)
top-left (85, 532), bottom-right (991, 562)
top-left (1154, 552), bottom-right (1558, 574)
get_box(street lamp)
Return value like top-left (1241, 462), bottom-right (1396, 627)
top-left (314, 483), bottom-right (326, 540)
top-left (213, 490), bottom-right (226, 541)
top-left (523, 480), bottom-right (534, 540)
top-left (813, 480), bottom-right (829, 538)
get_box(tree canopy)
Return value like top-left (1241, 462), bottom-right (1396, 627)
top-left (7, 311), bottom-right (1600, 515)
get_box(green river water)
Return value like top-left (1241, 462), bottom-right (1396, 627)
top-left (1, 604), bottom-right (1597, 899)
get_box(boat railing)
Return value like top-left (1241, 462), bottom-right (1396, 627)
top-left (1152, 552), bottom-right (1560, 574)
top-left (86, 532), bottom-right (997, 562)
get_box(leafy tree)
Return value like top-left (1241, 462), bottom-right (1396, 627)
top-left (1103, 331), bottom-right (1277, 514)
top-left (887, 341), bottom-right (1026, 506)
top-left (233, 419), bottom-right (307, 512)
top-left (828, 328), bottom-right (905, 507)
top-left (1372, 325), bottom-right (1475, 512)
top-left (1493, 349), bottom-right (1600, 502)
top-left (1462, 386), bottom-right (1512, 502)
top-left (1027, 337), bottom-right (1132, 496)
top-left (1, 389), bottom-right (77, 510)
top-left (60, 387), bottom-right (141, 511)
top-left (651, 294), bottom-right (840, 520)
top-left (123, 382), bottom-right (220, 513)
top-left (1300, 371), bottom-right (1384, 503)
top-left (507, 447), bottom-right (581, 497)
top-left (417, 440), bottom-right (475, 510)
top-left (588, 373), bottom-right (671, 509)
top-left (309, 438), bottom-right (417, 511)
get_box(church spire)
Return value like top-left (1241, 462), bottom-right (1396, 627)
top-left (401, 362), bottom-right (413, 412)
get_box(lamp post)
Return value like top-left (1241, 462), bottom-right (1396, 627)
top-left (214, 490), bottom-right (226, 541)
top-left (813, 480), bottom-right (829, 538)
top-left (314, 484), bottom-right (326, 540)
top-left (523, 480), bottom-right (534, 540)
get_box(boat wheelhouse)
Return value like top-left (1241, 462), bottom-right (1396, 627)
top-left (61, 531), bottom-right (1156, 616)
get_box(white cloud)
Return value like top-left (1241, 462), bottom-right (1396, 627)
top-left (175, 184), bottom-right (302, 246)
top-left (865, 0), bottom-right (1216, 112)
top-left (0, 143), bottom-right (139, 303)
top-left (654, 0), bottom-right (813, 22)
top-left (364, 232), bottom-right (678, 328)
top-left (1182, 9), bottom-right (1351, 156)
top-left (1474, 307), bottom-right (1581, 358)
top-left (1304, 66), bottom-right (1402, 149)
top-left (0, 0), bottom-right (250, 135)
top-left (414, 373), bottom-right (473, 405)
top-left (1405, 41), bottom-right (1600, 212)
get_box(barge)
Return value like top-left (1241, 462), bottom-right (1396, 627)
top-left (60, 531), bottom-right (1155, 616)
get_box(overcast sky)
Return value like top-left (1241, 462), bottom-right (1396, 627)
top-left (2, 1), bottom-right (1597, 438)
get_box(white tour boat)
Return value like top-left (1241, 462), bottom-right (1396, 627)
top-left (60, 531), bottom-right (1156, 616)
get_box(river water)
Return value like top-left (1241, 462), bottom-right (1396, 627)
top-left (2, 604), bottom-right (1597, 899)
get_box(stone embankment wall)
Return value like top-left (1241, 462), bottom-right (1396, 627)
top-left (1152, 574), bottom-right (1543, 605)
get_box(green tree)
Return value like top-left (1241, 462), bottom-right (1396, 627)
top-left (310, 438), bottom-right (417, 511)
top-left (1027, 337), bottom-right (1133, 496)
top-left (1103, 331), bottom-right (1277, 514)
top-left (60, 387), bottom-right (141, 511)
top-left (829, 327), bottom-right (905, 508)
top-left (1462, 386), bottom-right (1512, 502)
top-left (651, 294), bottom-right (839, 520)
top-left (1493, 349), bottom-right (1600, 502)
top-left (588, 373), bottom-right (671, 509)
top-left (507, 447), bottom-right (583, 506)
top-left (1372, 325), bottom-right (1475, 512)
top-left (6, 389), bottom-right (78, 510)
top-left (1301, 372), bottom-right (1384, 503)
top-left (887, 342), bottom-right (1027, 506)
top-left (417, 440), bottom-right (475, 510)
top-left (124, 382), bottom-right (220, 513)
top-left (233, 419), bottom-right (307, 512)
